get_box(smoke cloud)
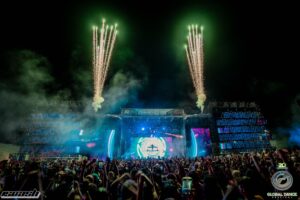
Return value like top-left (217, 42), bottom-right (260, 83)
top-left (102, 71), bottom-right (142, 113)
top-left (0, 50), bottom-right (55, 143)
top-left (0, 48), bottom-right (145, 147)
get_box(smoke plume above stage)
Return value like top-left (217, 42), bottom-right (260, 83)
top-left (0, 49), bottom-right (144, 146)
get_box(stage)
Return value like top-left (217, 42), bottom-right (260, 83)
top-left (21, 102), bottom-right (271, 158)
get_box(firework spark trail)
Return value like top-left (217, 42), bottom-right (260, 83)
top-left (185, 24), bottom-right (206, 112)
top-left (92, 19), bottom-right (118, 111)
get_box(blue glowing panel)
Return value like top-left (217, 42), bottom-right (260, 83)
top-left (107, 130), bottom-right (116, 159)
top-left (191, 128), bottom-right (211, 157)
top-left (137, 137), bottom-right (166, 158)
top-left (75, 146), bottom-right (80, 153)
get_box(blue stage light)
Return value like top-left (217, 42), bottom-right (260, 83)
top-left (75, 146), bottom-right (80, 153)
top-left (108, 130), bottom-right (116, 159)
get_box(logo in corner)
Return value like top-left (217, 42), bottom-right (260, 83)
top-left (271, 163), bottom-right (293, 191)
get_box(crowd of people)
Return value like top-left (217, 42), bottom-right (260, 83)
top-left (0, 149), bottom-right (299, 200)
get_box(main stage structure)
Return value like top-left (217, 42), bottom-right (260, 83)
top-left (21, 101), bottom-right (271, 158)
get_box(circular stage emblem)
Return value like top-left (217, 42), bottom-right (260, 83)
top-left (137, 137), bottom-right (166, 158)
top-left (271, 171), bottom-right (293, 191)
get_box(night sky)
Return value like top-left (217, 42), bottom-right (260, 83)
top-left (0, 0), bottom-right (299, 136)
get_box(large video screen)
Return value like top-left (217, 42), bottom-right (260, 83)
top-left (124, 136), bottom-right (184, 158)
top-left (122, 117), bottom-right (185, 158)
